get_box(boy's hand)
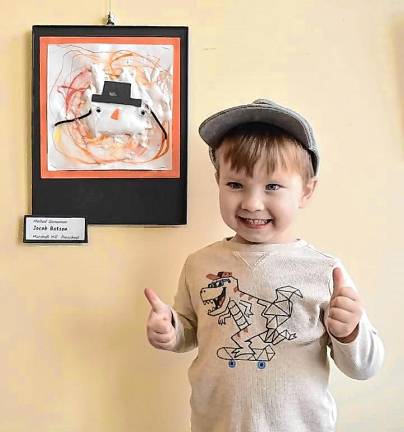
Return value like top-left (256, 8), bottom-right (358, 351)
top-left (144, 288), bottom-right (177, 350)
top-left (326, 267), bottom-right (363, 343)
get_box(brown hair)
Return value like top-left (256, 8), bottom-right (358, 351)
top-left (215, 122), bottom-right (314, 184)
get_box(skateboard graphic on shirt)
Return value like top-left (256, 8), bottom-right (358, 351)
top-left (200, 272), bottom-right (303, 369)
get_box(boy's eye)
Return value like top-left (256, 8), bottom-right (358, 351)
top-left (265, 184), bottom-right (281, 191)
top-left (226, 182), bottom-right (242, 189)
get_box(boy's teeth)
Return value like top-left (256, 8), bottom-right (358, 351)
top-left (243, 218), bottom-right (269, 225)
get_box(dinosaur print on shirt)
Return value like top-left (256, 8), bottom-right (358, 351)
top-left (200, 271), bottom-right (303, 368)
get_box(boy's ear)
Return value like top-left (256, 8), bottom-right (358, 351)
top-left (299, 177), bottom-right (318, 208)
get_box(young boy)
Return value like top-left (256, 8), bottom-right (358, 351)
top-left (145, 99), bottom-right (384, 432)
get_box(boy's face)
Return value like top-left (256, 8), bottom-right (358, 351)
top-left (216, 147), bottom-right (316, 244)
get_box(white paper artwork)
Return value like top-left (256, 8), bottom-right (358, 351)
top-left (47, 43), bottom-right (174, 171)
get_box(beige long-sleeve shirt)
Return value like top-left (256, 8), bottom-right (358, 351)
top-left (171, 238), bottom-right (384, 432)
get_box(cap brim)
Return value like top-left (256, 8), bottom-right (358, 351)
top-left (199, 104), bottom-right (311, 150)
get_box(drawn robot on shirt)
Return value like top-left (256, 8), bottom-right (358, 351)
top-left (200, 272), bottom-right (303, 369)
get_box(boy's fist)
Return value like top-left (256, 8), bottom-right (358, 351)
top-left (144, 288), bottom-right (177, 350)
top-left (326, 267), bottom-right (363, 343)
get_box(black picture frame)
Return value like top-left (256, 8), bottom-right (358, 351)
top-left (32, 25), bottom-right (188, 225)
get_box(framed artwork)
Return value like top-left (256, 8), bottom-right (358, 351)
top-left (32, 25), bottom-right (188, 224)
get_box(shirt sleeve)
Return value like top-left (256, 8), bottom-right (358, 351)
top-left (170, 258), bottom-right (198, 353)
top-left (324, 261), bottom-right (384, 380)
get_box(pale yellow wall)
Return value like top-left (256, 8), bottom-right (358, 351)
top-left (0, 0), bottom-right (403, 430)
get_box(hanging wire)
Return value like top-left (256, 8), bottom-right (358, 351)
top-left (105, 0), bottom-right (116, 25)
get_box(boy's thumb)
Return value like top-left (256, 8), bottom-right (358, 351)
top-left (144, 288), bottom-right (167, 314)
top-left (331, 267), bottom-right (345, 297)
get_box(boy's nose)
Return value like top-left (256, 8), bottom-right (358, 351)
top-left (241, 193), bottom-right (265, 212)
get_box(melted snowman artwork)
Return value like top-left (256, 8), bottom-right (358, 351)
top-left (48, 46), bottom-right (173, 172)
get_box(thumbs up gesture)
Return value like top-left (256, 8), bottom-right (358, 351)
top-left (326, 267), bottom-right (363, 343)
top-left (144, 288), bottom-right (177, 350)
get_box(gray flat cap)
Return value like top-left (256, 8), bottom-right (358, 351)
top-left (199, 98), bottom-right (319, 175)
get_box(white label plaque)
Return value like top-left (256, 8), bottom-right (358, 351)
top-left (24, 216), bottom-right (87, 243)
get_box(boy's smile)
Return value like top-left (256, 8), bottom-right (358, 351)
top-left (216, 149), bottom-right (316, 244)
top-left (237, 216), bottom-right (272, 228)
